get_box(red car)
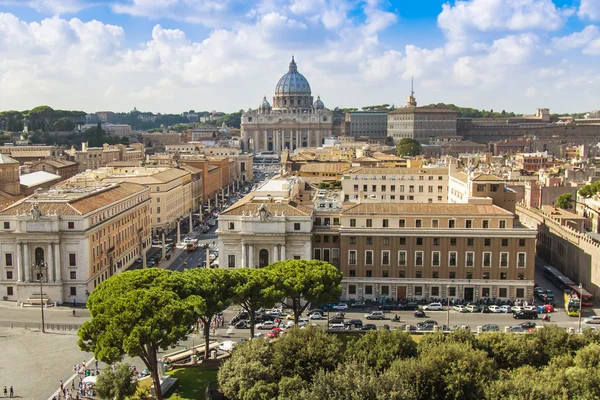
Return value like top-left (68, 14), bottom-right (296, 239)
top-left (268, 328), bottom-right (283, 338)
top-left (537, 304), bottom-right (555, 313)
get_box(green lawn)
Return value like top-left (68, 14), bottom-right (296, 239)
top-left (164, 368), bottom-right (218, 400)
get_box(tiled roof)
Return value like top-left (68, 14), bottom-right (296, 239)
top-left (38, 159), bottom-right (77, 168)
top-left (10, 150), bottom-right (51, 158)
top-left (70, 183), bottom-right (147, 214)
top-left (0, 154), bottom-right (18, 164)
top-left (452, 172), bottom-right (469, 183)
top-left (180, 164), bottom-right (203, 174)
top-left (342, 202), bottom-right (513, 216)
top-left (299, 162), bottom-right (350, 173)
top-left (350, 167), bottom-right (447, 175)
top-left (471, 173), bottom-right (504, 182)
top-left (389, 106), bottom-right (458, 114)
top-left (221, 201), bottom-right (311, 217)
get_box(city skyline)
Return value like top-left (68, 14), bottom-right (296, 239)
top-left (0, 0), bottom-right (599, 114)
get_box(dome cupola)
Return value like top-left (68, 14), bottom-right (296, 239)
top-left (272, 56), bottom-right (314, 111)
top-left (313, 95), bottom-right (324, 110)
top-left (258, 96), bottom-right (271, 113)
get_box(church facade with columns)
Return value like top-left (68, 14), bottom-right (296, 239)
top-left (241, 57), bottom-right (334, 154)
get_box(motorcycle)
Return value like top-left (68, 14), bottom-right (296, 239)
top-left (391, 315), bottom-right (401, 322)
top-left (543, 314), bottom-right (551, 322)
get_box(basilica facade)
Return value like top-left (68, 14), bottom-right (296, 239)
top-left (241, 57), bottom-right (334, 154)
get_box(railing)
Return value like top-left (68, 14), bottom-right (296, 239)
top-left (0, 321), bottom-right (81, 332)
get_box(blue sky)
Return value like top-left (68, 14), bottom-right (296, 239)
top-left (0, 0), bottom-right (599, 114)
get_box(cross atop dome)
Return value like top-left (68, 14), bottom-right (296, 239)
top-left (289, 55), bottom-right (297, 72)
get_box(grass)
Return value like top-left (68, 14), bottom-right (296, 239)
top-left (164, 368), bottom-right (218, 400)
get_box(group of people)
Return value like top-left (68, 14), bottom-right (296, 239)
top-left (50, 360), bottom-right (101, 399)
top-left (197, 315), bottom-right (226, 335)
top-left (2, 386), bottom-right (14, 398)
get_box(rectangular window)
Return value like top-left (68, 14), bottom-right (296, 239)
top-left (431, 286), bottom-right (440, 296)
top-left (501, 273), bottom-right (507, 280)
top-left (6, 271), bottom-right (13, 280)
top-left (349, 237), bottom-right (356, 244)
top-left (324, 236), bottom-right (330, 243)
top-left (415, 219), bottom-right (422, 228)
top-left (518, 273), bottom-right (524, 280)
top-left (483, 252), bottom-right (492, 268)
top-left (365, 286), bottom-right (373, 295)
top-left (332, 249), bottom-right (340, 263)
top-left (448, 287), bottom-right (456, 297)
top-left (314, 249), bottom-right (322, 260)
top-left (69, 287), bottom-right (77, 296)
top-left (450, 238), bottom-right (457, 246)
top-left (365, 250), bottom-right (373, 265)
top-left (68, 222), bottom-right (75, 229)
top-left (350, 219), bottom-right (356, 227)
top-left (5, 253), bottom-right (12, 267)
top-left (382, 270), bottom-right (389, 278)
top-left (483, 272), bottom-right (490, 280)
top-left (3, 222), bottom-right (9, 229)
top-left (226, 254), bottom-right (237, 268)
top-left (416, 237), bottom-right (423, 246)
top-left (323, 249), bottom-right (330, 262)
top-left (366, 237), bottom-right (373, 245)
top-left (499, 288), bottom-right (508, 297)
top-left (449, 251), bottom-right (457, 267)
top-left (399, 237), bottom-right (406, 245)
top-left (516, 288), bottom-right (525, 298)
top-left (383, 237), bottom-right (389, 245)
top-left (432, 251), bottom-right (440, 266)
top-left (399, 270), bottom-right (406, 278)
top-left (449, 271), bottom-right (456, 279)
top-left (466, 252), bottom-right (474, 267)
top-left (382, 251), bottom-right (390, 265)
top-left (70, 271), bottom-right (76, 280)
top-left (433, 238), bottom-right (440, 246)
top-left (465, 220), bottom-right (472, 229)
top-left (415, 251), bottom-right (423, 266)
top-left (415, 286), bottom-right (423, 295)
top-left (69, 254), bottom-right (76, 267)
top-left (467, 238), bottom-right (474, 246)
top-left (517, 252), bottom-right (526, 268)
top-left (499, 220), bottom-right (507, 229)
top-left (398, 251), bottom-right (407, 266)
top-left (502, 239), bottom-right (508, 247)
top-left (366, 219), bottom-right (372, 228)
top-left (398, 219), bottom-right (406, 228)
top-left (349, 285), bottom-right (356, 295)
top-left (349, 269), bottom-right (356, 277)
top-left (484, 239), bottom-right (491, 246)
top-left (7, 287), bottom-right (13, 296)
top-left (449, 219), bottom-right (455, 228)
top-left (500, 252), bottom-right (509, 268)
top-left (294, 223), bottom-right (300, 231)
top-left (432, 219), bottom-right (439, 228)
top-left (349, 250), bottom-right (357, 265)
top-left (482, 220), bottom-right (489, 229)
top-left (382, 219), bottom-right (389, 228)
top-left (466, 272), bottom-right (473, 280)
top-left (519, 238), bottom-right (526, 247)
top-left (333, 218), bottom-right (340, 225)
top-left (315, 236), bottom-right (321, 243)
top-left (228, 222), bottom-right (235, 230)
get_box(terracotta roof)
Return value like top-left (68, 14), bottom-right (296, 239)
top-left (0, 182), bottom-right (147, 216)
top-left (350, 167), bottom-right (447, 175)
top-left (299, 162), bottom-right (350, 173)
top-left (37, 159), bottom-right (77, 168)
top-left (106, 161), bottom-right (142, 167)
top-left (10, 150), bottom-right (51, 158)
top-left (342, 203), bottom-right (513, 216)
top-left (180, 164), bottom-right (203, 174)
top-left (452, 172), bottom-right (469, 183)
top-left (221, 202), bottom-right (311, 217)
top-left (471, 173), bottom-right (504, 181)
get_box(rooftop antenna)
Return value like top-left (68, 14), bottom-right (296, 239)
top-left (411, 76), bottom-right (414, 98)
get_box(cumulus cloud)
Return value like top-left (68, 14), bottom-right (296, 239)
top-left (579, 0), bottom-right (600, 21)
top-left (553, 25), bottom-right (600, 50)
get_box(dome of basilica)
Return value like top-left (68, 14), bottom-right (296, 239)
top-left (313, 95), bottom-right (324, 110)
top-left (274, 56), bottom-right (311, 95)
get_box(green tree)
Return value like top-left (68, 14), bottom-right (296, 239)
top-left (396, 138), bottom-right (421, 157)
top-left (556, 193), bottom-right (573, 209)
top-left (345, 329), bottom-right (417, 373)
top-left (218, 338), bottom-right (278, 400)
top-left (28, 105), bottom-right (55, 132)
top-left (267, 259), bottom-right (342, 324)
top-left (184, 268), bottom-right (234, 359)
top-left (230, 268), bottom-right (284, 338)
top-left (78, 269), bottom-right (204, 400)
top-left (95, 362), bottom-right (137, 400)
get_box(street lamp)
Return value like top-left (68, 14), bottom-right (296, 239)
top-left (578, 283), bottom-right (583, 333)
top-left (34, 261), bottom-right (48, 333)
top-left (446, 285), bottom-right (451, 330)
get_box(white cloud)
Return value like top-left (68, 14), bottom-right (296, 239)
top-left (438, 0), bottom-right (569, 55)
top-left (525, 86), bottom-right (538, 97)
top-left (579, 0), bottom-right (600, 21)
top-left (583, 38), bottom-right (600, 55)
top-left (553, 25), bottom-right (600, 50)
top-left (27, 0), bottom-right (90, 14)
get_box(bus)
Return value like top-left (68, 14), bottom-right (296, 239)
top-left (542, 265), bottom-right (575, 291)
top-left (568, 284), bottom-right (594, 307)
top-left (186, 239), bottom-right (199, 252)
top-left (564, 291), bottom-right (580, 317)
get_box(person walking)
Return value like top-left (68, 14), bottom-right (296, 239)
top-left (9, 386), bottom-right (13, 398)
top-left (3, 386), bottom-right (7, 397)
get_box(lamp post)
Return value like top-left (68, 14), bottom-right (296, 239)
top-left (578, 283), bottom-right (583, 333)
top-left (34, 261), bottom-right (48, 333)
top-left (446, 285), bottom-right (450, 331)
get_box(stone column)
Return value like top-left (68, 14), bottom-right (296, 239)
top-left (189, 212), bottom-right (193, 234)
top-left (241, 243), bottom-right (246, 268)
top-left (248, 245), bottom-right (254, 269)
top-left (273, 245), bottom-right (279, 262)
top-left (177, 220), bottom-right (181, 243)
top-left (23, 243), bottom-right (30, 282)
top-left (280, 245), bottom-right (286, 261)
top-left (161, 231), bottom-right (166, 259)
top-left (16, 243), bottom-right (22, 282)
top-left (47, 243), bottom-right (54, 282)
top-left (264, 131), bottom-right (268, 152)
top-left (307, 130), bottom-right (311, 147)
top-left (54, 242), bottom-right (62, 282)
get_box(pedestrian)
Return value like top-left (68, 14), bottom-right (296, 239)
top-left (95, 360), bottom-right (98, 369)
top-left (60, 380), bottom-right (64, 392)
top-left (9, 386), bottom-right (13, 398)
top-left (3, 386), bottom-right (7, 397)
top-left (71, 380), bottom-right (75, 390)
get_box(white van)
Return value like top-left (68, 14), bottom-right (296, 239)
top-left (328, 324), bottom-right (345, 331)
top-left (584, 316), bottom-right (600, 324)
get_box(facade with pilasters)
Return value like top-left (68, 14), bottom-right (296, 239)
top-left (241, 57), bottom-right (333, 154)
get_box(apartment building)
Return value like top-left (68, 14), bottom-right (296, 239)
top-left (0, 182), bottom-right (151, 304)
top-left (29, 159), bottom-right (79, 181)
top-left (448, 169), bottom-right (517, 213)
top-left (341, 167), bottom-right (449, 203)
top-left (331, 202), bottom-right (536, 302)
top-left (66, 143), bottom-right (145, 172)
top-left (515, 151), bottom-right (556, 172)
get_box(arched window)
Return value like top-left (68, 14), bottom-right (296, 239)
top-left (35, 247), bottom-right (45, 264)
top-left (259, 249), bottom-right (269, 268)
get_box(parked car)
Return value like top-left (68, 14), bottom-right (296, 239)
top-left (135, 257), bottom-right (143, 263)
top-left (328, 315), bottom-right (345, 324)
top-left (416, 320), bottom-right (438, 329)
top-left (520, 322), bottom-right (537, 330)
top-left (365, 311), bottom-right (385, 320)
top-left (379, 303), bottom-right (399, 311)
top-left (267, 328), bottom-right (283, 338)
top-left (350, 301), bottom-right (366, 309)
top-left (499, 305), bottom-right (512, 313)
top-left (451, 324), bottom-right (471, 331)
top-left (482, 324), bottom-right (500, 332)
top-left (306, 308), bottom-right (323, 316)
top-left (309, 312), bottom-right (323, 320)
top-left (537, 304), bottom-right (555, 313)
top-left (466, 304), bottom-right (480, 313)
top-left (480, 305), bottom-right (493, 313)
top-left (414, 310), bottom-right (427, 318)
top-left (234, 320), bottom-right (250, 329)
top-left (343, 319), bottom-right (363, 329)
top-left (488, 305), bottom-right (501, 313)
top-left (423, 302), bottom-right (444, 311)
top-left (256, 321), bottom-right (276, 330)
top-left (545, 289), bottom-right (554, 300)
top-left (360, 324), bottom-right (377, 331)
top-left (417, 324), bottom-right (437, 331)
top-left (585, 316), bottom-right (600, 324)
top-left (513, 310), bottom-right (538, 320)
top-left (398, 302), bottom-right (419, 311)
top-left (453, 305), bottom-right (468, 313)
top-left (328, 324), bottom-right (345, 331)
top-left (333, 303), bottom-right (348, 311)
top-left (508, 326), bottom-right (525, 333)
top-left (511, 306), bottom-right (523, 313)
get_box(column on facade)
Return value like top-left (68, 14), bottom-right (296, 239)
top-left (273, 245), bottom-right (279, 262)
top-left (23, 243), bottom-right (30, 282)
top-left (296, 130), bottom-right (300, 149)
top-left (241, 243), bottom-right (246, 268)
top-left (162, 231), bottom-right (166, 259)
top-left (189, 212), bottom-right (193, 234)
top-left (248, 245), bottom-right (254, 269)
top-left (307, 130), bottom-right (311, 147)
top-left (280, 245), bottom-right (286, 261)
top-left (47, 243), bottom-right (54, 282)
top-left (264, 130), bottom-right (268, 152)
top-left (281, 131), bottom-right (285, 151)
top-left (16, 243), bottom-right (22, 282)
top-left (54, 242), bottom-right (62, 282)
top-left (176, 221), bottom-right (181, 243)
